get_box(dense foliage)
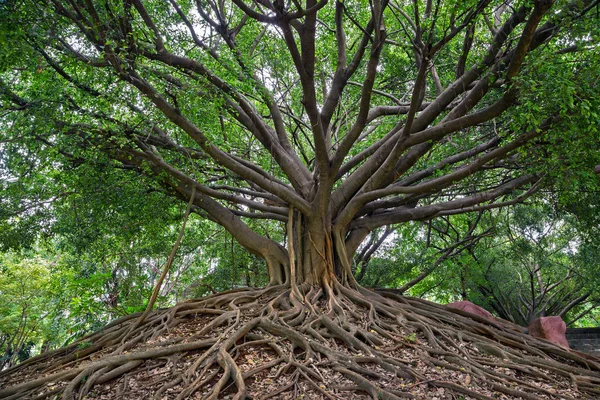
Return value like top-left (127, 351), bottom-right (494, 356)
top-left (1, 0), bottom-right (598, 287)
top-left (358, 203), bottom-right (600, 327)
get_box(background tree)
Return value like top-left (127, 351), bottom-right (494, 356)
top-left (362, 204), bottom-right (600, 325)
top-left (469, 204), bottom-right (600, 326)
top-left (0, 254), bottom-right (52, 370)
top-left (356, 211), bottom-right (492, 294)
top-left (358, 199), bottom-right (600, 328)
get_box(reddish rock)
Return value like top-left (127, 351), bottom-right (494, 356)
top-left (528, 316), bottom-right (570, 348)
top-left (447, 301), bottom-right (496, 322)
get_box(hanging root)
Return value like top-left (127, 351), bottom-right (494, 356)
top-left (1, 283), bottom-right (599, 400)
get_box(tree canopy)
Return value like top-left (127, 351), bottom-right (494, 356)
top-left (2, 0), bottom-right (599, 289)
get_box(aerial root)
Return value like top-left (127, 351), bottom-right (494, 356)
top-left (0, 285), bottom-right (599, 400)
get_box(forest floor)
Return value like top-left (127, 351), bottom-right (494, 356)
top-left (1, 285), bottom-right (599, 399)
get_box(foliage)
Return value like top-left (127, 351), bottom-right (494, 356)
top-left (362, 202), bottom-right (600, 327)
top-left (466, 204), bottom-right (600, 326)
top-left (0, 253), bottom-right (54, 369)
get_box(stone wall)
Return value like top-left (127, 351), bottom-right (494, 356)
top-left (566, 328), bottom-right (600, 356)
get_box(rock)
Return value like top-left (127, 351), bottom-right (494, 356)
top-left (528, 316), bottom-right (570, 348)
top-left (447, 301), bottom-right (496, 322)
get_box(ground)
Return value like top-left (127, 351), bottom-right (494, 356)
top-left (1, 284), bottom-right (599, 399)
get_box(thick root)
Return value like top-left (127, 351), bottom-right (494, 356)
top-left (0, 283), bottom-right (599, 399)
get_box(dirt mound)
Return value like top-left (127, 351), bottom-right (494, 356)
top-left (1, 285), bottom-right (599, 399)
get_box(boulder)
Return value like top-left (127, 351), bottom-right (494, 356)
top-left (528, 316), bottom-right (570, 348)
top-left (447, 301), bottom-right (496, 322)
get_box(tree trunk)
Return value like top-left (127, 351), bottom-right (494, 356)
top-left (279, 210), bottom-right (357, 289)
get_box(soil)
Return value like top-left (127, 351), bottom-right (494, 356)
top-left (1, 284), bottom-right (599, 399)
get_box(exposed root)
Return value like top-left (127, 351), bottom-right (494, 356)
top-left (1, 283), bottom-right (599, 399)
